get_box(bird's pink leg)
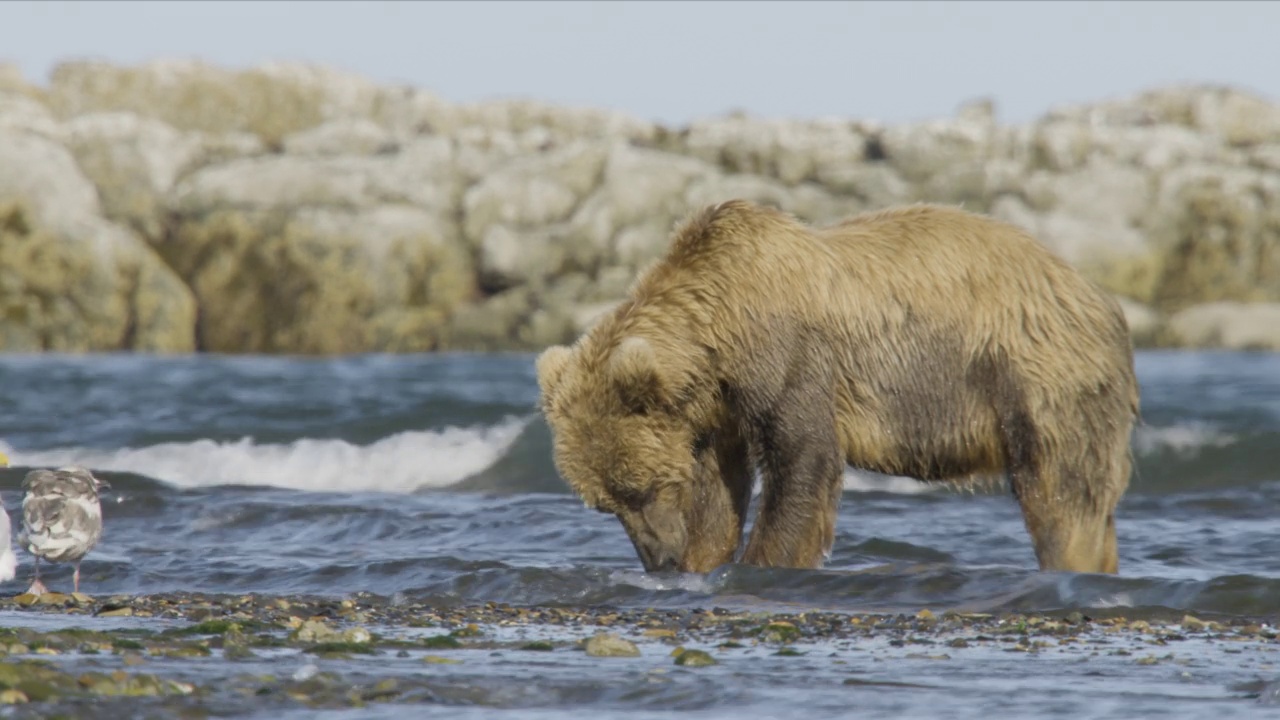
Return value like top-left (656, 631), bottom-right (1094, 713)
top-left (73, 562), bottom-right (81, 594)
top-left (26, 558), bottom-right (48, 596)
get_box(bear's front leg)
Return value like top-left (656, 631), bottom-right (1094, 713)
top-left (740, 389), bottom-right (844, 569)
top-left (679, 427), bottom-right (755, 573)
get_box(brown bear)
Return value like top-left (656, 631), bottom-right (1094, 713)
top-left (536, 200), bottom-right (1139, 576)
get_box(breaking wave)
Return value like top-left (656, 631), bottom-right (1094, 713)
top-left (0, 417), bottom-right (531, 494)
top-left (0, 416), bottom-right (1268, 497)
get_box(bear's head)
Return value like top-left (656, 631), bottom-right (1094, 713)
top-left (537, 336), bottom-right (700, 573)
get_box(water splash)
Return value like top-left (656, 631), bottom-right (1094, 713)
top-left (1133, 423), bottom-right (1237, 455)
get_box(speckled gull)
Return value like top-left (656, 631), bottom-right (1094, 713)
top-left (19, 466), bottom-right (110, 596)
top-left (0, 451), bottom-right (16, 583)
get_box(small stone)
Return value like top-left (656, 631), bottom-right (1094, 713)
top-left (916, 609), bottom-right (936, 622)
top-left (947, 638), bottom-right (970, 649)
top-left (759, 622), bottom-right (801, 644)
top-left (584, 633), bottom-right (640, 658)
top-left (14, 594), bottom-right (39, 607)
top-left (275, 599), bottom-right (291, 611)
top-left (1181, 615), bottom-right (1206, 633)
top-left (167, 680), bottom-right (196, 695)
top-left (0, 689), bottom-right (28, 704)
top-left (1137, 655), bottom-right (1160, 665)
top-left (223, 644), bottom-right (256, 661)
top-left (422, 655), bottom-right (461, 665)
top-left (98, 607), bottom-right (134, 618)
top-left (1129, 620), bottom-right (1151, 633)
top-left (37, 592), bottom-right (70, 606)
top-left (341, 627), bottom-right (372, 644)
top-left (34, 647), bottom-right (60, 656)
top-left (290, 619), bottom-right (339, 644)
top-left (643, 629), bottom-right (677, 639)
top-left (71, 593), bottom-right (94, 605)
top-left (673, 648), bottom-right (718, 667)
top-left (421, 634), bottom-right (462, 649)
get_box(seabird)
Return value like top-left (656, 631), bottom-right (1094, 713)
top-left (0, 451), bottom-right (16, 583)
top-left (20, 466), bottom-right (110, 596)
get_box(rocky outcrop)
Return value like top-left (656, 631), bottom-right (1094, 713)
top-left (0, 127), bottom-right (195, 352)
top-left (2, 59), bottom-right (1280, 353)
top-left (1162, 302), bottom-right (1280, 350)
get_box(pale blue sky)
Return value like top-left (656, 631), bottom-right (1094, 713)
top-left (1, 1), bottom-right (1275, 125)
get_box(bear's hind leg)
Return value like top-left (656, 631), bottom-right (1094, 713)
top-left (1007, 433), bottom-right (1129, 575)
top-left (1017, 499), bottom-right (1119, 574)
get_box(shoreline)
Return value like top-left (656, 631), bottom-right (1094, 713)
top-left (0, 591), bottom-right (1277, 714)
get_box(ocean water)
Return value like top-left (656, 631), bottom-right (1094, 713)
top-left (0, 350), bottom-right (1278, 718)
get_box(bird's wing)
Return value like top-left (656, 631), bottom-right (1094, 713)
top-left (21, 469), bottom-right (58, 492)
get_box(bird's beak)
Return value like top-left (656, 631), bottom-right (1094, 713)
top-left (0, 451), bottom-right (8, 468)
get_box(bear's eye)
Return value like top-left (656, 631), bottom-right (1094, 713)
top-left (611, 484), bottom-right (655, 511)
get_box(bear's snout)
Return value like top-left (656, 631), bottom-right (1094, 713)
top-left (619, 507), bottom-right (685, 574)
top-left (632, 538), bottom-right (679, 574)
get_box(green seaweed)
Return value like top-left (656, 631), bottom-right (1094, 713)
top-left (304, 642), bottom-right (377, 656)
top-left (420, 635), bottom-right (463, 649)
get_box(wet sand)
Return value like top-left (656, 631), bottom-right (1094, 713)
top-left (0, 591), bottom-right (1277, 718)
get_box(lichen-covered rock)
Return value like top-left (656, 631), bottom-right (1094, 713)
top-left (0, 90), bottom-right (63, 139)
top-left (0, 129), bottom-right (195, 352)
top-left (443, 98), bottom-right (657, 145)
top-left (583, 633), bottom-right (640, 658)
top-left (3, 60), bottom-right (1280, 354)
top-left (170, 146), bottom-right (462, 217)
top-left (1163, 302), bottom-right (1280, 350)
top-left (879, 111), bottom-right (996, 197)
top-left (161, 205), bottom-right (470, 354)
top-left (164, 148), bottom-right (472, 353)
top-left (0, 203), bottom-right (196, 352)
top-left (1146, 164), bottom-right (1280, 311)
top-left (1114, 297), bottom-right (1161, 347)
top-left (562, 143), bottom-right (716, 274)
top-left (463, 141), bottom-right (608, 291)
top-left (681, 116), bottom-right (869, 186)
top-left (445, 287), bottom-right (535, 351)
top-left (46, 59), bottom-right (387, 148)
top-left (62, 112), bottom-right (264, 241)
top-left (1016, 158), bottom-right (1156, 300)
top-left (283, 118), bottom-right (398, 157)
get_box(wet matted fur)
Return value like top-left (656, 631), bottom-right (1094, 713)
top-left (537, 200), bottom-right (1139, 575)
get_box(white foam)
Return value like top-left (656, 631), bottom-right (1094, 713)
top-left (1092, 592), bottom-right (1135, 609)
top-left (0, 417), bottom-right (530, 494)
top-left (746, 470), bottom-right (936, 496)
top-left (607, 569), bottom-right (717, 595)
top-left (1133, 423), bottom-right (1236, 456)
top-left (842, 470), bottom-right (937, 494)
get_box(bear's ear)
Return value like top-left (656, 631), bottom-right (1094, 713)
top-left (536, 345), bottom-right (574, 405)
top-left (608, 336), bottom-right (672, 415)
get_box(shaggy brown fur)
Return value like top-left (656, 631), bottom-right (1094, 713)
top-left (537, 200), bottom-right (1139, 575)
